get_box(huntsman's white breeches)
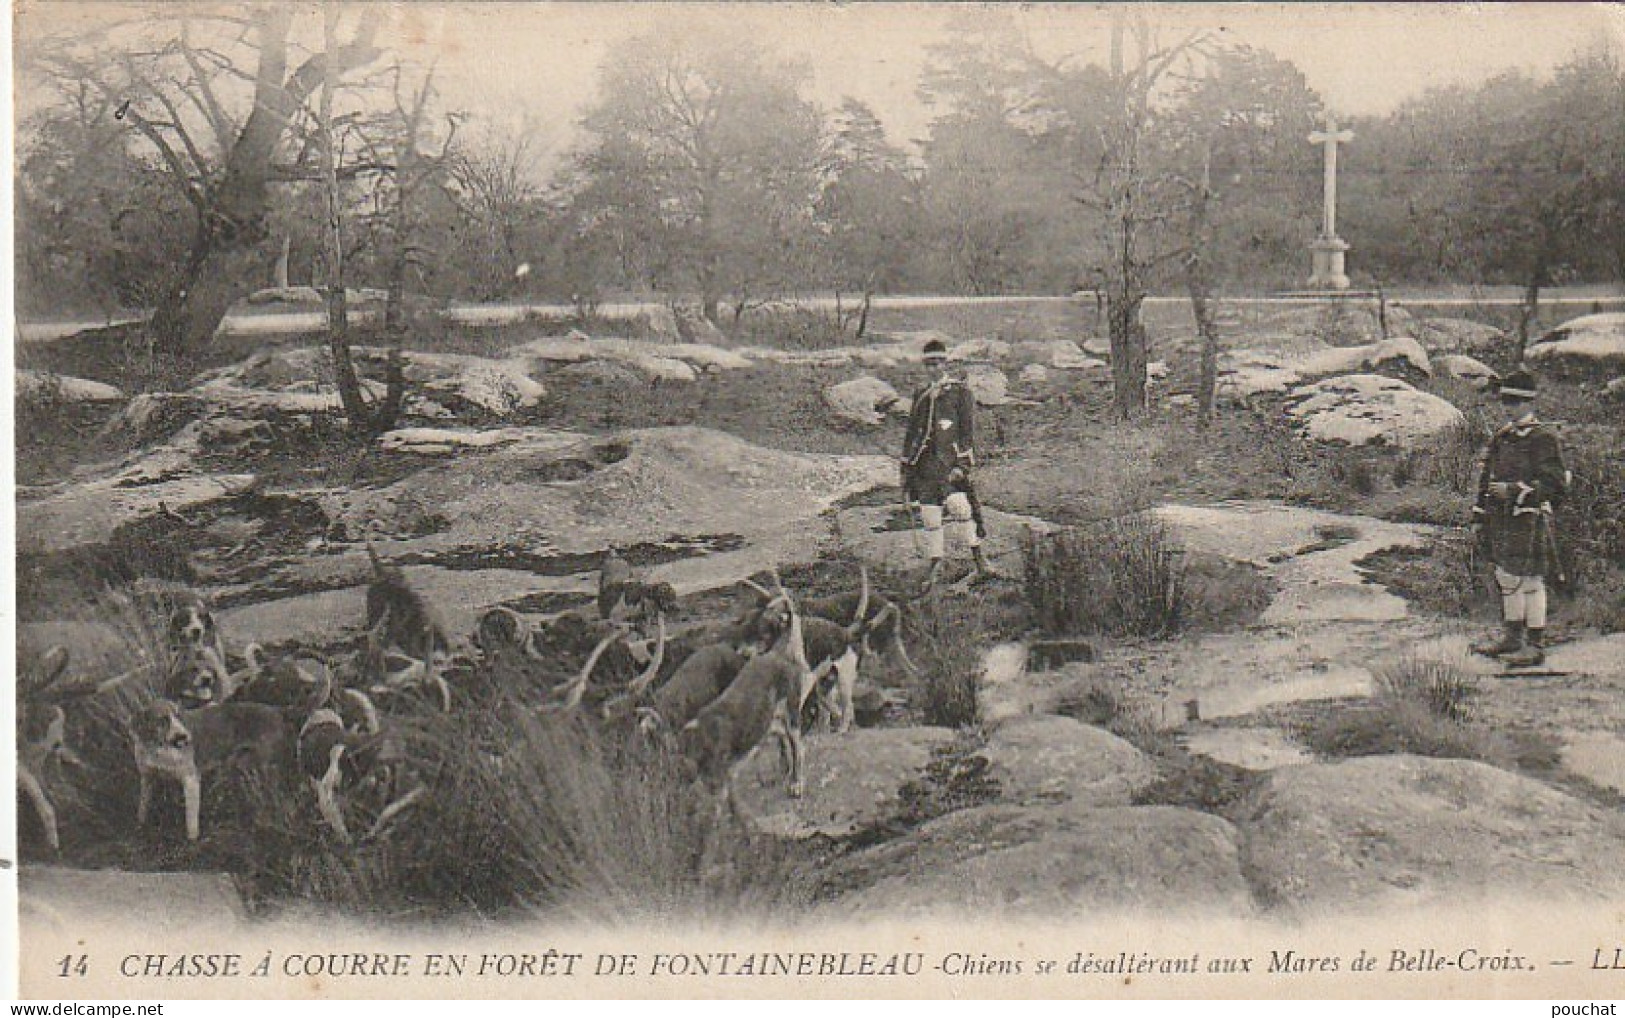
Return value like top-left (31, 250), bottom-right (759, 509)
top-left (1494, 567), bottom-right (1547, 628)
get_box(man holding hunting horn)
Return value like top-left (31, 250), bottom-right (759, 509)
top-left (1471, 366), bottom-right (1571, 668)
top-left (899, 339), bottom-right (989, 587)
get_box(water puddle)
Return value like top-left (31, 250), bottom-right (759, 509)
top-left (1562, 731), bottom-right (1625, 795)
top-left (1181, 728), bottom-right (1315, 771)
top-left (1159, 664), bottom-right (1373, 727)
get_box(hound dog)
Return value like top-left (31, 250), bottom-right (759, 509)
top-left (161, 590), bottom-right (237, 705)
top-left (798, 615), bottom-right (871, 735)
top-left (231, 644), bottom-right (338, 719)
top-left (297, 689), bottom-right (422, 844)
top-left (364, 531), bottom-right (453, 664)
top-left (759, 566), bottom-right (918, 678)
top-left (678, 575), bottom-right (815, 809)
top-left (131, 698), bottom-right (289, 841)
top-left (629, 643), bottom-right (750, 742)
top-left (18, 646), bottom-right (90, 852)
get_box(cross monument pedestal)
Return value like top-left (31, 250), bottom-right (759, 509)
top-left (1308, 114), bottom-right (1355, 290)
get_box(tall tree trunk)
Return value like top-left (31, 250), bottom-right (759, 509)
top-left (1516, 274), bottom-right (1544, 363)
top-left (275, 235), bottom-right (291, 289)
top-left (856, 283), bottom-right (874, 340)
top-left (1186, 155), bottom-right (1220, 428)
top-left (145, 7), bottom-right (379, 358)
top-left (1108, 288), bottom-right (1149, 420)
top-left (318, 4), bottom-right (399, 437)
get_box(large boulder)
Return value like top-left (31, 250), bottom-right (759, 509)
top-left (1218, 338), bottom-right (1430, 400)
top-left (642, 304), bottom-right (681, 342)
top-left (824, 376), bottom-right (906, 426)
top-left (735, 727), bottom-right (958, 838)
top-left (99, 393), bottom-right (208, 446)
top-left (675, 306), bottom-right (729, 346)
top-left (1434, 353), bottom-right (1498, 389)
top-left (820, 803), bottom-right (1253, 918)
top-left (385, 351), bottom-right (547, 415)
top-left (17, 370), bottom-right (125, 404)
top-left (1284, 374), bottom-right (1466, 449)
top-left (1015, 339), bottom-right (1105, 370)
top-left (1239, 755), bottom-right (1625, 917)
top-left (1294, 336), bottom-right (1432, 380)
top-left (1527, 313), bottom-right (1625, 376)
top-left (979, 714), bottom-right (1156, 806)
top-left (19, 467), bottom-right (258, 554)
top-left (948, 337), bottom-right (1012, 363)
top-left (1411, 316), bottom-right (1506, 355)
top-left (964, 365), bottom-right (1014, 406)
top-left (550, 359), bottom-right (646, 388)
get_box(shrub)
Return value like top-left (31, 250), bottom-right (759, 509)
top-left (1328, 448), bottom-right (1379, 496)
top-left (904, 596), bottom-right (985, 729)
top-left (1301, 653), bottom-right (1556, 772)
top-left (730, 306), bottom-right (853, 350)
top-left (1372, 654), bottom-right (1476, 722)
top-left (1021, 513), bottom-right (1189, 638)
top-left (1423, 416), bottom-right (1493, 496)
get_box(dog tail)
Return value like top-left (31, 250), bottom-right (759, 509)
top-left (889, 606), bottom-right (921, 677)
top-left (627, 613), bottom-right (667, 697)
top-left (303, 659), bottom-right (336, 715)
top-left (853, 564), bottom-right (870, 628)
top-left (24, 645), bottom-right (72, 700)
top-left (340, 687), bottom-right (381, 734)
top-left (363, 520), bottom-right (389, 579)
top-left (770, 568), bottom-right (811, 678)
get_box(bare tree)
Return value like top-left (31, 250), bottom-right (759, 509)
top-left (1074, 13), bottom-right (1208, 419)
top-left (30, 7), bottom-right (383, 358)
top-left (317, 5), bottom-right (402, 436)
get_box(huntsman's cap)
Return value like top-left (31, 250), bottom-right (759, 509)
top-left (922, 339), bottom-right (948, 361)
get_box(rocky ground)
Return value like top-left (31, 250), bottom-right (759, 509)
top-left (14, 296), bottom-right (1625, 924)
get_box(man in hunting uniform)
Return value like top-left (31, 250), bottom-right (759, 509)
top-left (1471, 367), bottom-right (1570, 668)
top-left (901, 339), bottom-right (989, 586)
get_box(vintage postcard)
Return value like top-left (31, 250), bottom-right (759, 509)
top-left (8, 0), bottom-right (1625, 1000)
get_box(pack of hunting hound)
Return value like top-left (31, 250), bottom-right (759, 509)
top-left (17, 528), bottom-right (918, 855)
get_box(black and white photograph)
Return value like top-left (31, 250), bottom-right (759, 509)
top-left (7, 0), bottom-right (1625, 1000)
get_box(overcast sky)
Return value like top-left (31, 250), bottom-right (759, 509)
top-left (14, 2), bottom-right (1624, 163)
top-left (395, 3), bottom-right (1622, 146)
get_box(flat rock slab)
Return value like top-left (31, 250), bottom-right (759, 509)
top-left (331, 426), bottom-right (892, 561)
top-left (1239, 754), bottom-right (1625, 917)
top-left (21, 866), bottom-right (244, 937)
top-left (736, 727), bottom-right (957, 838)
top-left (1181, 727), bottom-right (1314, 771)
top-left (1562, 731), bottom-right (1625, 796)
top-left (1155, 501), bottom-right (1431, 624)
top-left (219, 565), bottom-right (592, 646)
top-left (979, 714), bottom-right (1156, 806)
top-left (19, 471), bottom-right (258, 554)
top-left (820, 804), bottom-right (1253, 919)
top-left (832, 504), bottom-right (1053, 579)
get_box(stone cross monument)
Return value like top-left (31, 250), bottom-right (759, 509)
top-left (1307, 113), bottom-right (1355, 290)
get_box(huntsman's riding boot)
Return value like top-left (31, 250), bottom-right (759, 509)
top-left (1503, 628), bottom-right (1546, 668)
top-left (971, 546), bottom-right (992, 580)
top-left (1471, 622), bottom-right (1525, 658)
